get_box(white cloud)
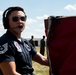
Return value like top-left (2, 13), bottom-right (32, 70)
top-left (35, 29), bottom-right (42, 32)
top-left (26, 15), bottom-right (49, 25)
top-left (0, 11), bottom-right (3, 15)
top-left (36, 15), bottom-right (48, 20)
top-left (25, 25), bottom-right (30, 29)
top-left (0, 20), bottom-right (3, 29)
top-left (64, 4), bottom-right (76, 11)
top-left (26, 18), bottom-right (37, 24)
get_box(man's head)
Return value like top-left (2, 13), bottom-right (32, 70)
top-left (43, 36), bottom-right (45, 39)
top-left (31, 36), bottom-right (34, 39)
top-left (3, 6), bottom-right (27, 29)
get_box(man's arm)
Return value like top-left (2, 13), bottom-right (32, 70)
top-left (32, 52), bottom-right (49, 66)
top-left (0, 61), bottom-right (21, 75)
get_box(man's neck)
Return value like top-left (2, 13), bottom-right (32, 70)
top-left (9, 30), bottom-right (21, 39)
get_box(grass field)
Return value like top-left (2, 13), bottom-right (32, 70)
top-left (32, 47), bottom-right (49, 75)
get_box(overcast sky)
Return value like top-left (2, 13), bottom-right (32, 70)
top-left (0, 0), bottom-right (76, 38)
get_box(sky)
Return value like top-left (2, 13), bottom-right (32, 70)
top-left (0, 0), bottom-right (76, 39)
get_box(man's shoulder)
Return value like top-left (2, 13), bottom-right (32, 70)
top-left (41, 39), bottom-right (43, 41)
top-left (29, 39), bottom-right (32, 41)
top-left (0, 35), bottom-right (8, 54)
top-left (22, 38), bottom-right (30, 44)
top-left (0, 34), bottom-right (8, 44)
top-left (29, 39), bottom-right (33, 43)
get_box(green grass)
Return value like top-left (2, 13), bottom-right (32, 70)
top-left (32, 47), bottom-right (49, 75)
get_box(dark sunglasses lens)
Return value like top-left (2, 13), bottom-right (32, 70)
top-left (12, 17), bottom-right (18, 22)
top-left (21, 16), bottom-right (26, 21)
top-left (12, 16), bottom-right (27, 22)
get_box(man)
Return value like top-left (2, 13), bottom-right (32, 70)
top-left (40, 36), bottom-right (45, 55)
top-left (0, 6), bottom-right (49, 75)
top-left (29, 36), bottom-right (35, 48)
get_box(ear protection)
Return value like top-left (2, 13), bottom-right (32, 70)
top-left (3, 6), bottom-right (25, 29)
top-left (3, 7), bottom-right (12, 29)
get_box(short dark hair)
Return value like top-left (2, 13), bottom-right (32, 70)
top-left (31, 36), bottom-right (34, 39)
top-left (43, 36), bottom-right (45, 39)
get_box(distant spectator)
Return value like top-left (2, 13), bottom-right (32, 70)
top-left (40, 36), bottom-right (45, 55)
top-left (29, 35), bottom-right (35, 48)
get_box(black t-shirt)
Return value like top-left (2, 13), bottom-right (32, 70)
top-left (0, 30), bottom-right (37, 75)
top-left (29, 39), bottom-right (35, 47)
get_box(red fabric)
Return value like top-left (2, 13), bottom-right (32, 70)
top-left (46, 16), bottom-right (76, 75)
top-left (44, 19), bottom-right (48, 36)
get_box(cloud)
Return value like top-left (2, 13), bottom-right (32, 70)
top-left (0, 20), bottom-right (3, 29)
top-left (35, 29), bottom-right (42, 32)
top-left (64, 4), bottom-right (76, 11)
top-left (0, 20), bottom-right (2, 24)
top-left (36, 15), bottom-right (48, 20)
top-left (0, 11), bottom-right (3, 16)
top-left (26, 14), bottom-right (49, 25)
top-left (26, 18), bottom-right (37, 24)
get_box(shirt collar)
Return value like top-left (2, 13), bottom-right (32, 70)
top-left (6, 30), bottom-right (22, 43)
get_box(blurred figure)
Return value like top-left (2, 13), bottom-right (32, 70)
top-left (29, 35), bottom-right (35, 48)
top-left (40, 36), bottom-right (45, 55)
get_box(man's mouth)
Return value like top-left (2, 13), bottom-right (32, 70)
top-left (18, 25), bottom-right (23, 28)
top-left (17, 24), bottom-right (24, 28)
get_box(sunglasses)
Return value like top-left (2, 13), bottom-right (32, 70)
top-left (12, 16), bottom-right (27, 22)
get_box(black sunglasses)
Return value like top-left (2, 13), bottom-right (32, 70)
top-left (12, 16), bottom-right (27, 22)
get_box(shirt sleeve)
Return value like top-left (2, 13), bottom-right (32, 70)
top-left (25, 40), bottom-right (37, 57)
top-left (0, 43), bottom-right (15, 63)
top-left (29, 43), bottom-right (37, 57)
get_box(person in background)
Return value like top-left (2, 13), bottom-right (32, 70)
top-left (0, 6), bottom-right (49, 75)
top-left (40, 36), bottom-right (46, 56)
top-left (29, 35), bottom-right (35, 48)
